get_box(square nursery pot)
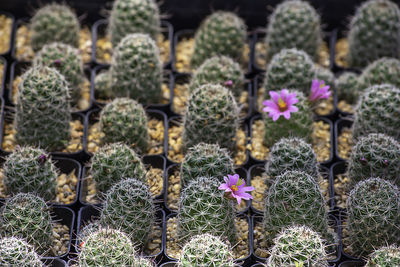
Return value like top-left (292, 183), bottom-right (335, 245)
top-left (0, 56), bottom-right (7, 97)
top-left (0, 156), bottom-right (82, 208)
top-left (84, 108), bottom-right (168, 157)
top-left (79, 154), bottom-right (167, 205)
top-left (91, 19), bottom-right (174, 68)
top-left (329, 161), bottom-right (349, 214)
top-left (0, 11), bottom-right (15, 57)
top-left (334, 118), bottom-right (353, 161)
top-left (42, 258), bottom-right (66, 267)
top-left (90, 64), bottom-right (174, 113)
top-left (7, 61), bottom-right (94, 113)
top-left (338, 261), bottom-right (365, 267)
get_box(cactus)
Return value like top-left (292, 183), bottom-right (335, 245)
top-left (108, 0), bottom-right (161, 47)
top-left (182, 84), bottom-right (240, 152)
top-left (181, 142), bottom-right (234, 188)
top-left (346, 177), bottom-right (400, 257)
top-left (94, 70), bottom-right (113, 99)
top-left (265, 137), bottom-right (319, 181)
top-left (347, 0), bottom-right (400, 68)
top-left (110, 33), bottom-right (162, 105)
top-left (30, 3), bottom-right (80, 52)
top-left (335, 72), bottom-right (359, 104)
top-left (99, 98), bottom-right (149, 154)
top-left (0, 237), bottom-right (43, 267)
top-left (77, 222), bottom-right (100, 252)
top-left (178, 234), bottom-right (235, 267)
top-left (15, 66), bottom-right (71, 151)
top-left (347, 133), bottom-right (400, 187)
top-left (178, 176), bottom-right (237, 245)
top-left (266, 225), bottom-right (329, 267)
top-left (189, 55), bottom-right (245, 98)
top-left (314, 66), bottom-right (335, 88)
top-left (263, 48), bottom-right (315, 95)
top-left (365, 245), bottom-right (400, 267)
top-left (0, 193), bottom-right (54, 254)
top-left (3, 146), bottom-right (57, 201)
top-left (100, 178), bottom-right (155, 248)
top-left (90, 142), bottom-right (146, 193)
top-left (352, 84), bottom-right (400, 141)
top-left (265, 0), bottom-right (322, 61)
top-left (133, 257), bottom-right (155, 267)
top-left (190, 11), bottom-right (247, 67)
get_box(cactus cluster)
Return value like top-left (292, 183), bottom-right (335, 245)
top-left (335, 72), bottom-right (359, 104)
top-left (0, 237), bottom-right (43, 267)
top-left (94, 70), bottom-right (113, 99)
top-left (365, 245), bottom-right (400, 267)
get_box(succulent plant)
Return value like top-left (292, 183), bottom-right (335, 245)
top-left (30, 3), bottom-right (80, 52)
top-left (335, 72), bottom-right (359, 104)
top-left (190, 11), bottom-right (247, 67)
top-left (178, 234), bottom-right (235, 267)
top-left (265, 0), bottom-right (322, 61)
top-left (99, 98), bottom-right (149, 154)
top-left (352, 84), bottom-right (400, 141)
top-left (100, 178), bottom-right (155, 248)
top-left (110, 33), bottom-right (162, 105)
top-left (365, 245), bottom-right (400, 267)
top-left (346, 177), bottom-right (400, 257)
top-left (77, 222), bottom-right (100, 252)
top-left (314, 66), bottom-right (335, 88)
top-left (189, 55), bottom-right (245, 98)
top-left (178, 176), bottom-right (237, 245)
top-left (0, 237), bottom-right (43, 267)
top-left (266, 225), bottom-right (329, 267)
top-left (347, 0), bottom-right (400, 68)
top-left (182, 84), bottom-right (240, 152)
top-left (94, 70), bottom-right (113, 99)
top-left (15, 66), bottom-right (71, 151)
top-left (0, 193), bottom-right (54, 254)
top-left (3, 146), bottom-right (57, 201)
top-left (133, 257), bottom-right (155, 267)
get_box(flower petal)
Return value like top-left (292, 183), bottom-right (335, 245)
top-left (218, 184), bottom-right (229, 190)
top-left (269, 91), bottom-right (280, 104)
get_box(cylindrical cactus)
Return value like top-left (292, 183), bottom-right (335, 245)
top-left (94, 70), bottom-right (113, 99)
top-left (0, 237), bottom-right (43, 267)
top-left (335, 72), bottom-right (359, 105)
top-left (365, 245), bottom-right (400, 267)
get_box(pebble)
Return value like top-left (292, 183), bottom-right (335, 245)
top-left (0, 15), bottom-right (12, 54)
top-left (335, 38), bottom-right (349, 68)
top-left (338, 100), bottom-right (354, 114)
top-left (51, 221), bottom-right (70, 256)
top-left (338, 128), bottom-right (353, 159)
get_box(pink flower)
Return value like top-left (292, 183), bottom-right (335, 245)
top-left (218, 174), bottom-right (254, 204)
top-left (262, 89), bottom-right (299, 121)
top-left (224, 80), bottom-right (233, 87)
top-left (310, 79), bottom-right (331, 102)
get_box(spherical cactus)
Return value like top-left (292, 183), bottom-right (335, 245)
top-left (100, 178), bottom-right (155, 248)
top-left (178, 176), bottom-right (237, 245)
top-left (347, 0), bottom-right (400, 68)
top-left (189, 55), bottom-right (245, 98)
top-left (182, 84), bottom-right (240, 152)
top-left (77, 222), bottom-right (100, 252)
top-left (346, 177), bottom-right (400, 257)
top-left (133, 257), bottom-right (155, 267)
top-left (265, 0), bottom-right (322, 61)
top-left (108, 0), bottom-right (160, 47)
top-left (110, 33), bottom-right (162, 105)
top-left (352, 84), bottom-right (400, 141)
top-left (78, 228), bottom-right (136, 267)
top-left (181, 143), bottom-right (235, 189)
top-left (15, 66), bottom-right (71, 151)
top-left (314, 66), bottom-right (335, 88)
top-left (0, 193), bottom-right (54, 254)
top-left (347, 133), bottom-right (400, 187)
top-left (335, 72), bottom-right (359, 104)
top-left (263, 48), bottom-right (315, 95)
top-left (3, 146), bottom-right (57, 201)
top-left (190, 11), bottom-right (247, 67)
top-left (266, 225), bottom-right (329, 267)
top-left (365, 245), bottom-right (400, 267)
top-left (99, 98), bottom-right (149, 154)
top-left (265, 137), bottom-right (319, 181)
top-left (0, 237), bottom-right (42, 267)
top-left (94, 70), bottom-right (113, 99)
top-left (30, 3), bottom-right (80, 52)
top-left (178, 234), bottom-right (235, 267)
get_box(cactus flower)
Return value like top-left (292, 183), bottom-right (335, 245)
top-left (310, 79), bottom-right (331, 101)
top-left (262, 89), bottom-right (299, 121)
top-left (218, 174), bottom-right (254, 204)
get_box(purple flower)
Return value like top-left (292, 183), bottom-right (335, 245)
top-left (53, 59), bottom-right (62, 66)
top-left (37, 154), bottom-right (47, 165)
top-left (262, 89), bottom-right (299, 121)
top-left (310, 79), bottom-right (331, 102)
top-left (218, 174), bottom-right (254, 205)
top-left (224, 80), bottom-right (233, 87)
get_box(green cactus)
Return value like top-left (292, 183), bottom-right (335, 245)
top-left (190, 11), bottom-right (247, 68)
top-left (108, 0), bottom-right (161, 47)
top-left (95, 70), bottom-right (113, 99)
top-left (0, 237), bottom-right (43, 267)
top-left (77, 222), bottom-right (100, 252)
top-left (346, 177), bottom-right (400, 257)
top-left (189, 55), bottom-right (245, 98)
top-left (265, 0), bottom-right (322, 61)
top-left (110, 33), bottom-right (162, 105)
top-left (266, 225), bottom-right (329, 267)
top-left (133, 257), bottom-right (155, 267)
top-left (352, 84), bottom-right (400, 141)
top-left (99, 98), bottom-right (149, 154)
top-left (347, 0), bottom-right (400, 68)
top-left (15, 66), bottom-right (71, 151)
top-left (178, 234), bottom-right (235, 267)
top-left (100, 178), bottom-right (155, 248)
top-left (30, 3), bottom-right (80, 52)
top-left (0, 193), bottom-right (54, 254)
top-left (314, 66), bottom-right (335, 88)
top-left (365, 245), bottom-right (400, 267)
top-left (3, 146), bottom-right (57, 201)
top-left (180, 142), bottom-right (234, 189)
top-left (182, 84), bottom-right (240, 152)
top-left (335, 72), bottom-right (359, 104)
top-left (178, 176), bottom-right (237, 245)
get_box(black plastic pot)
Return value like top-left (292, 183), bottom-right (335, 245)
top-left (42, 258), bottom-right (67, 267)
top-left (338, 261), bottom-right (364, 267)
top-left (329, 161), bottom-right (348, 215)
top-left (91, 19), bottom-right (174, 68)
top-left (0, 56), bottom-right (7, 98)
top-left (0, 11), bottom-right (15, 57)
top-left (334, 118), bottom-right (353, 162)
